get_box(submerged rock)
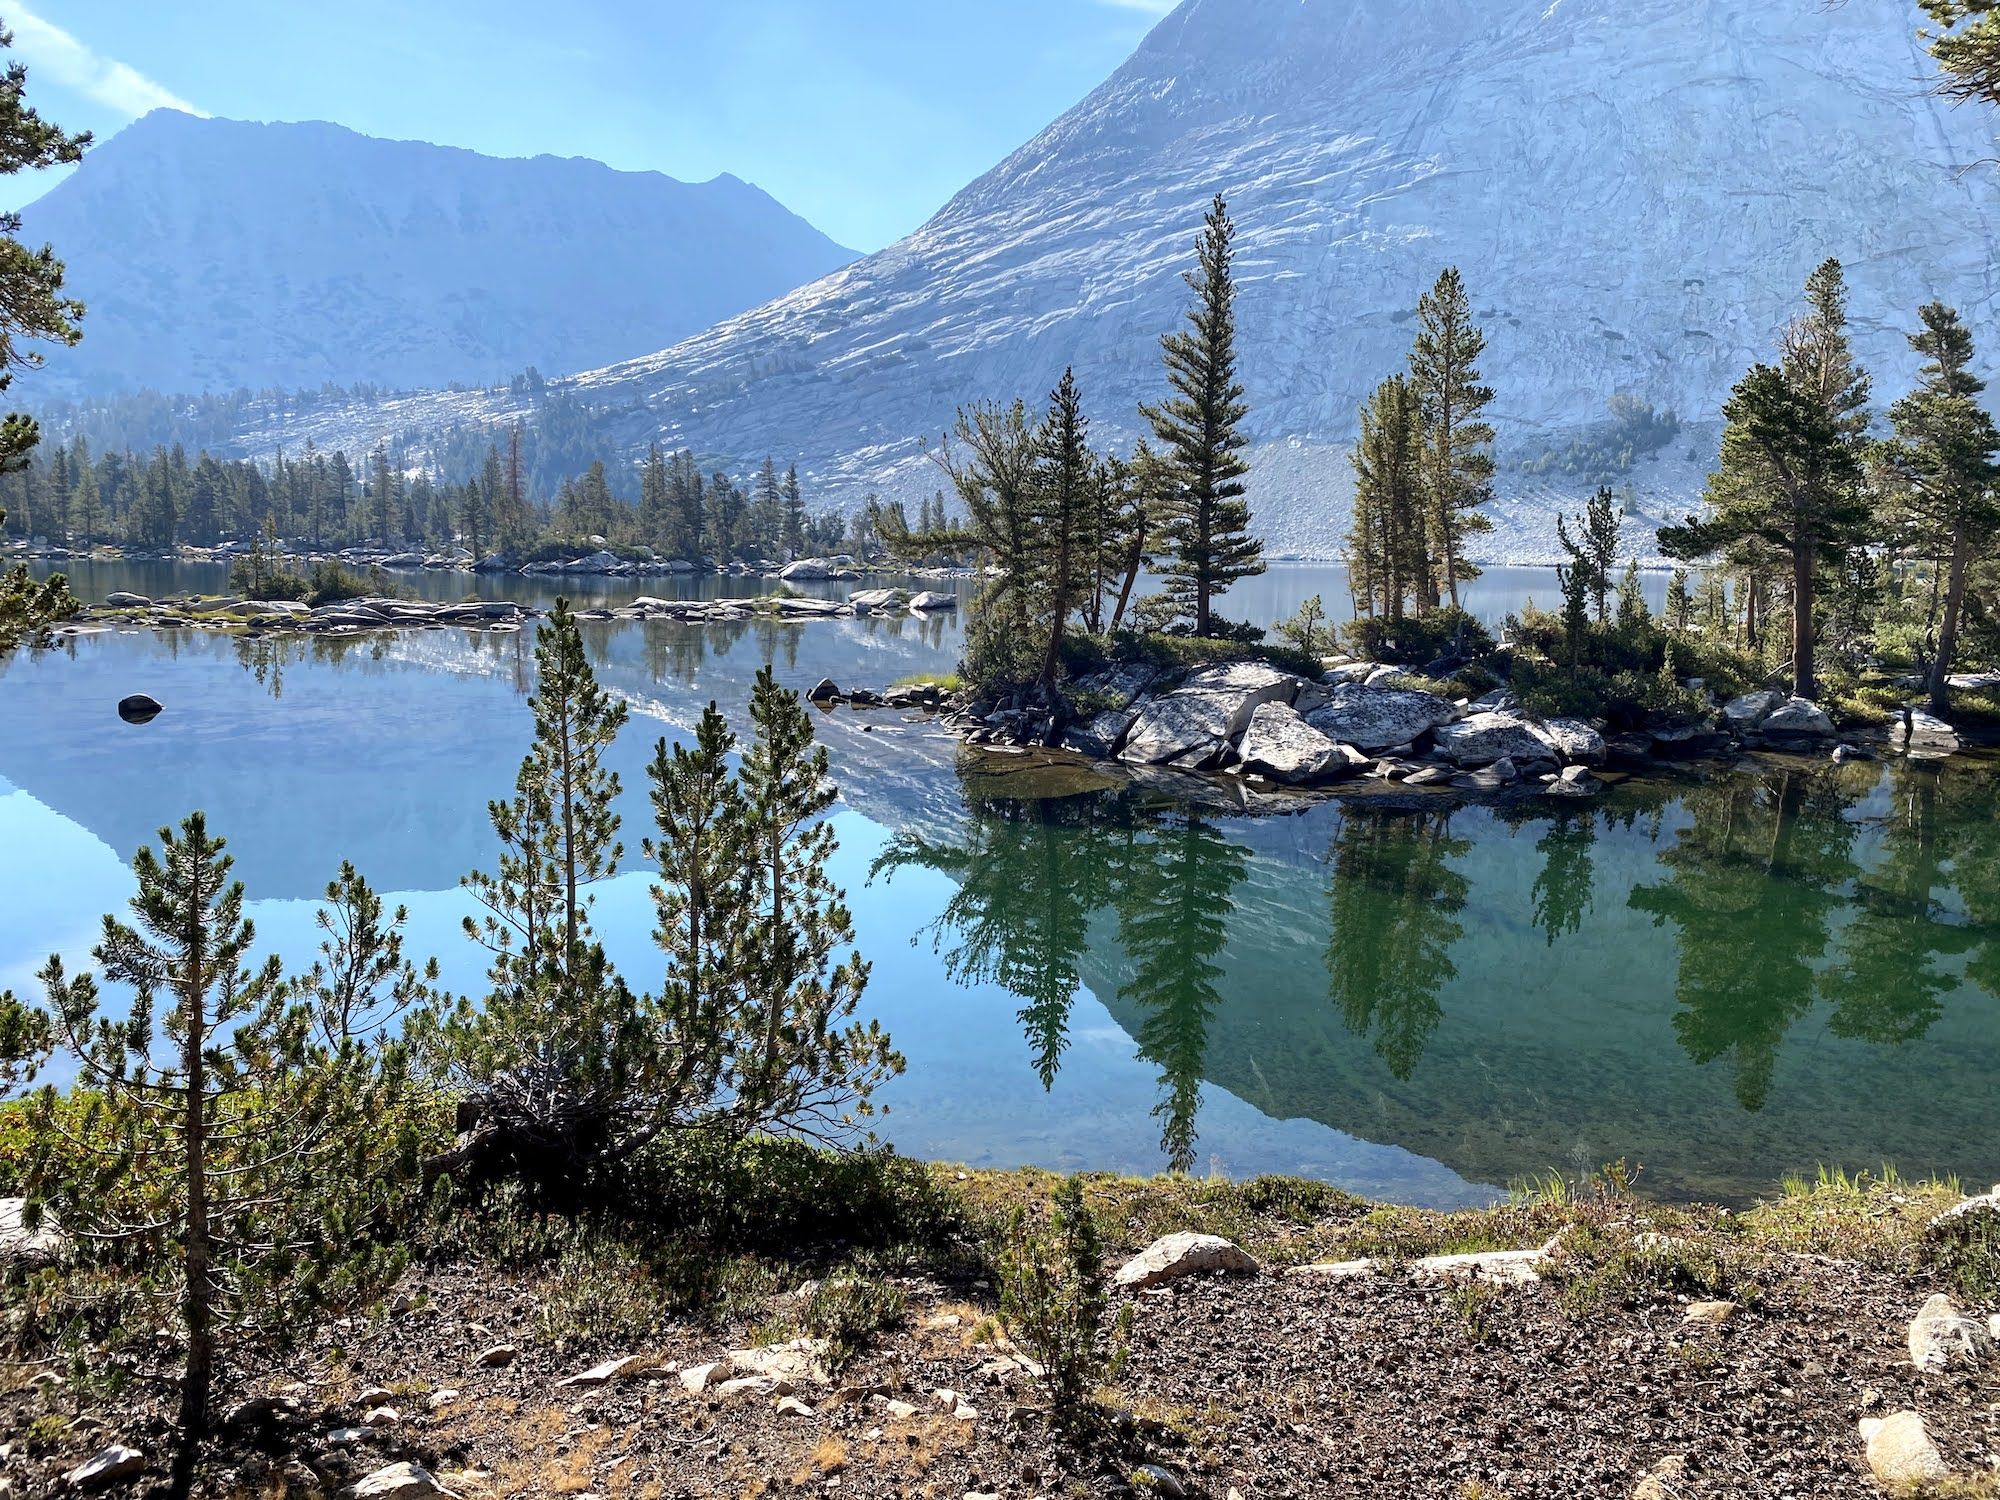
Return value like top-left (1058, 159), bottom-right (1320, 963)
top-left (117, 693), bottom-right (164, 725)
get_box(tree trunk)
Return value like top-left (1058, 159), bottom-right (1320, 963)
top-left (1791, 542), bottom-right (1816, 702)
top-left (1110, 538), bottom-right (1144, 635)
top-left (1927, 530), bottom-right (1971, 718)
top-left (173, 876), bottom-right (214, 1500)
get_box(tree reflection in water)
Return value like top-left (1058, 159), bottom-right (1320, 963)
top-left (874, 755), bottom-right (2000, 1177)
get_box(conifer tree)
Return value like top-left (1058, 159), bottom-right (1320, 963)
top-left (1408, 267), bottom-right (1495, 610)
top-left (1032, 367), bottom-right (1091, 691)
top-left (783, 463), bottom-right (807, 560)
top-left (733, 667), bottom-right (901, 1137)
top-left (1106, 443), bottom-right (1167, 634)
top-left (1879, 300), bottom-right (2000, 713)
top-left (752, 456), bottom-right (784, 557)
top-left (641, 703), bottom-right (750, 1131)
top-left (3, 818), bottom-right (421, 1498)
top-left (1346, 373), bottom-right (1427, 619)
top-left (1921, 0), bottom-right (2000, 108)
top-left (426, 599), bottom-right (640, 1178)
top-left (1662, 260), bottom-right (1871, 699)
top-left (0, 28), bottom-right (86, 648)
top-left (936, 399), bottom-right (1042, 687)
top-left (1616, 559), bottom-right (1650, 632)
top-left (1665, 568), bottom-right (1695, 634)
top-left (1141, 194), bottom-right (1262, 635)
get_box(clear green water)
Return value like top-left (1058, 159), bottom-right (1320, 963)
top-left (1, 564), bottom-right (1993, 1206)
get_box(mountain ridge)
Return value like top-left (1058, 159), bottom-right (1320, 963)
top-left (21, 109), bottom-right (858, 398)
top-left (43, 1), bottom-right (2000, 561)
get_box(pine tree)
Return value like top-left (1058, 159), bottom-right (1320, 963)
top-left (66, 435), bottom-right (99, 548)
top-left (1141, 194), bottom-right (1262, 636)
top-left (428, 599), bottom-right (638, 1180)
top-left (1921, 0), bottom-right (2000, 109)
top-left (0, 26), bottom-right (86, 478)
top-left (0, 29), bottom-right (86, 648)
top-left (748, 456), bottom-right (783, 559)
top-left (1616, 559), bottom-right (1650, 632)
top-left (1662, 260), bottom-right (1871, 700)
top-left (733, 668), bottom-right (901, 1137)
top-left (1665, 568), bottom-right (1695, 634)
top-left (1581, 485), bottom-right (1621, 622)
top-left (458, 471), bottom-right (490, 562)
top-left (1346, 373), bottom-right (1427, 619)
top-left (936, 399), bottom-right (1042, 688)
top-left (4, 817), bottom-right (421, 1497)
top-left (783, 463), bottom-right (807, 560)
top-left (1408, 267), bottom-right (1495, 610)
top-left (1880, 301), bottom-right (2000, 714)
top-left (642, 703), bottom-right (750, 1130)
top-left (1032, 368), bottom-right (1091, 692)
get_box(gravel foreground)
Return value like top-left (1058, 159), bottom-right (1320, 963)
top-left (3, 1170), bottom-right (1997, 1499)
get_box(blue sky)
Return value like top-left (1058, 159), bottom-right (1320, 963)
top-left (3, 0), bottom-right (1176, 250)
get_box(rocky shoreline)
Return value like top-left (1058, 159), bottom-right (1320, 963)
top-left (859, 656), bottom-right (1989, 809)
top-left (53, 583), bottom-right (960, 641)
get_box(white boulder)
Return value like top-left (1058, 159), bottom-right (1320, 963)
top-left (1113, 1232), bottom-right (1259, 1289)
top-left (1303, 685), bottom-right (1460, 754)
top-left (1236, 702), bottom-right (1367, 785)
top-left (1434, 711), bottom-right (1559, 768)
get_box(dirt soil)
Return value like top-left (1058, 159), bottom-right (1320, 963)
top-left (5, 1226), bottom-right (1997, 1500)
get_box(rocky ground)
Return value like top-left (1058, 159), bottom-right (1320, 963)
top-left (5, 1171), bottom-right (1997, 1500)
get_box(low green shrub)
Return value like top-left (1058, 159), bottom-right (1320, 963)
top-left (999, 1175), bottom-right (1130, 1437)
top-left (1341, 608), bottom-right (1494, 667)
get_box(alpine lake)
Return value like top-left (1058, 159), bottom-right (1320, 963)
top-left (4, 560), bottom-right (1997, 1209)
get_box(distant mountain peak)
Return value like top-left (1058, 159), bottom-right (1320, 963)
top-left (24, 113), bottom-right (857, 396)
top-left (82, 0), bottom-right (2000, 563)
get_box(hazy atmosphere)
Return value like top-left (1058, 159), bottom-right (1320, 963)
top-left (3, 4), bottom-right (2000, 1498)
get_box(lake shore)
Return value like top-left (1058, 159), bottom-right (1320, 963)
top-left (5, 1159), bottom-right (1996, 1499)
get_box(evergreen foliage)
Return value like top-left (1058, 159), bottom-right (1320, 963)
top-left (997, 1174), bottom-right (1130, 1438)
top-left (1141, 194), bottom-right (1263, 636)
top-left (1345, 373), bottom-right (1427, 621)
top-left (0, 26), bottom-right (85, 650)
top-left (1660, 260), bottom-right (1873, 699)
top-left (1921, 0), bottom-right (2000, 108)
top-left (1877, 300), bottom-right (2000, 712)
top-left (0, 817), bottom-right (423, 1498)
top-left (415, 611), bottom-right (900, 1187)
top-left (1409, 267), bottom-right (1496, 609)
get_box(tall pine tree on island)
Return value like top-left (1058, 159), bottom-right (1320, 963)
top-left (1662, 259), bottom-right (1872, 701)
top-left (1880, 301), bottom-right (2000, 713)
top-left (1032, 367), bottom-right (1091, 691)
top-left (1345, 372), bottom-right (1427, 621)
top-left (1142, 194), bottom-right (1262, 637)
top-left (1408, 267), bottom-right (1495, 611)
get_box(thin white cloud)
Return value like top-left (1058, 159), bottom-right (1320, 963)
top-left (6, 1), bottom-right (207, 118)
top-left (1094, 0), bottom-right (1178, 14)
